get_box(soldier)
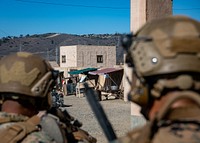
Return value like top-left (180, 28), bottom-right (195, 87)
top-left (118, 15), bottom-right (200, 143)
top-left (0, 52), bottom-right (96, 143)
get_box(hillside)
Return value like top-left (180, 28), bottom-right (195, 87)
top-left (0, 33), bottom-right (125, 64)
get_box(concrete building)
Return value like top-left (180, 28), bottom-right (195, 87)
top-left (60, 45), bottom-right (116, 76)
top-left (128, 0), bottom-right (173, 128)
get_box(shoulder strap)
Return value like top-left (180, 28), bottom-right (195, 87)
top-left (118, 124), bottom-right (152, 143)
top-left (0, 116), bottom-right (14, 124)
top-left (0, 115), bottom-right (40, 143)
top-left (73, 128), bottom-right (97, 143)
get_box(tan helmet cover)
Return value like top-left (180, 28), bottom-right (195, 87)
top-left (130, 15), bottom-right (200, 78)
top-left (0, 52), bottom-right (55, 109)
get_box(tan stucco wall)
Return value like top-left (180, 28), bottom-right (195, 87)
top-left (60, 45), bottom-right (116, 68)
top-left (60, 45), bottom-right (77, 68)
top-left (129, 0), bottom-right (147, 119)
top-left (130, 0), bottom-right (146, 33)
top-left (74, 45), bottom-right (116, 68)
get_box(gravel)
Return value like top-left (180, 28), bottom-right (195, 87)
top-left (63, 94), bottom-right (131, 143)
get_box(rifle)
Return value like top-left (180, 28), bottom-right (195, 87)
top-left (84, 83), bottom-right (118, 142)
top-left (47, 107), bottom-right (97, 143)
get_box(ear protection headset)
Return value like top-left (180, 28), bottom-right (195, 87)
top-left (127, 77), bottom-right (148, 106)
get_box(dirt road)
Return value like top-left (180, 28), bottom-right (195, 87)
top-left (63, 95), bottom-right (131, 143)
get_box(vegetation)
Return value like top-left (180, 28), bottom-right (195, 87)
top-left (0, 33), bottom-right (126, 64)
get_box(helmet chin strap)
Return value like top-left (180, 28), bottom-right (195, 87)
top-left (151, 74), bottom-right (200, 98)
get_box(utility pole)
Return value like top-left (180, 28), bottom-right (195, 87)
top-left (19, 40), bottom-right (22, 52)
top-left (56, 46), bottom-right (58, 64)
top-left (46, 47), bottom-right (49, 61)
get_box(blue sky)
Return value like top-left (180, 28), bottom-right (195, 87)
top-left (0, 0), bottom-right (199, 38)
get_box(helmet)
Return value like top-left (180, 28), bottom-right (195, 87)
top-left (123, 16), bottom-right (200, 106)
top-left (0, 52), bottom-right (59, 110)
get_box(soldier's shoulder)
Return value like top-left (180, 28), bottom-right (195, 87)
top-left (0, 112), bottom-right (29, 129)
top-left (118, 125), bottom-right (146, 143)
top-left (0, 112), bottom-right (29, 121)
top-left (0, 112), bottom-right (56, 143)
top-left (22, 130), bottom-right (56, 143)
top-left (119, 121), bottom-right (200, 143)
top-left (152, 122), bottom-right (200, 143)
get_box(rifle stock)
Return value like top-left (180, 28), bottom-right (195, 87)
top-left (84, 83), bottom-right (117, 142)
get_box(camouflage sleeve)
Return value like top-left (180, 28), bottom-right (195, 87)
top-left (21, 131), bottom-right (56, 143)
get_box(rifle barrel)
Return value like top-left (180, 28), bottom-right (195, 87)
top-left (84, 83), bottom-right (117, 142)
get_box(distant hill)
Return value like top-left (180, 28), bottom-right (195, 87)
top-left (0, 33), bottom-right (125, 64)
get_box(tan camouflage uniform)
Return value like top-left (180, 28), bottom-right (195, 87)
top-left (0, 112), bottom-right (56, 143)
top-left (0, 52), bottom-right (96, 143)
top-left (116, 15), bottom-right (200, 143)
top-left (118, 106), bottom-right (200, 143)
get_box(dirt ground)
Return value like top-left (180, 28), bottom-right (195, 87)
top-left (63, 94), bottom-right (131, 143)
